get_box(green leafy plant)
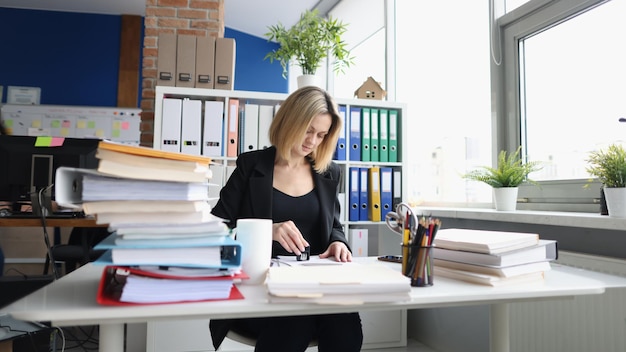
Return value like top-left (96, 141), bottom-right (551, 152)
top-left (461, 147), bottom-right (543, 188)
top-left (586, 144), bottom-right (626, 188)
top-left (264, 9), bottom-right (354, 79)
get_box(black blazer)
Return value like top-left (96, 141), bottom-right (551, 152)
top-left (211, 146), bottom-right (349, 249)
top-left (209, 146), bottom-right (350, 349)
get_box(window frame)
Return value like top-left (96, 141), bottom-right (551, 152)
top-left (493, 0), bottom-right (609, 212)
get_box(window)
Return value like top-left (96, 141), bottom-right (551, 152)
top-left (330, 0), bottom-right (493, 207)
top-left (497, 0), bottom-right (625, 211)
top-left (395, 1), bottom-right (492, 206)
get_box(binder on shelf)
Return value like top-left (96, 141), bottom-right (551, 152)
top-left (359, 167), bottom-right (369, 221)
top-left (389, 109), bottom-right (399, 162)
top-left (202, 100), bottom-right (225, 157)
top-left (392, 169), bottom-right (402, 210)
top-left (161, 98), bottom-right (183, 152)
top-left (214, 38), bottom-right (236, 90)
top-left (349, 106), bottom-right (361, 161)
top-left (380, 167), bottom-right (393, 221)
top-left (195, 36), bottom-right (216, 89)
top-left (242, 103), bottom-right (260, 152)
top-left (361, 108), bottom-right (371, 162)
top-left (226, 98), bottom-right (240, 157)
top-left (370, 108), bottom-right (379, 162)
top-left (349, 167), bottom-right (360, 221)
top-left (368, 166), bottom-right (382, 222)
top-left (156, 33), bottom-right (176, 87)
top-left (176, 34), bottom-right (196, 87)
top-left (180, 99), bottom-right (202, 155)
top-left (334, 105), bottom-right (347, 160)
top-left (257, 105), bottom-right (274, 150)
top-left (379, 108), bottom-right (389, 163)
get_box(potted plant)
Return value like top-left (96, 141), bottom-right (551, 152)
top-left (586, 143), bottom-right (626, 217)
top-left (461, 147), bottom-right (543, 211)
top-left (264, 9), bottom-right (354, 87)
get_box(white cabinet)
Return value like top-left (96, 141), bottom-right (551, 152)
top-left (149, 86), bottom-right (409, 351)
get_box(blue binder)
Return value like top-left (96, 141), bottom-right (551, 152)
top-left (94, 233), bottom-right (242, 269)
top-left (361, 108), bottom-right (371, 162)
top-left (380, 167), bottom-right (393, 221)
top-left (359, 167), bottom-right (369, 221)
top-left (334, 105), bottom-right (347, 160)
top-left (349, 167), bottom-right (360, 221)
top-left (349, 106), bottom-right (361, 161)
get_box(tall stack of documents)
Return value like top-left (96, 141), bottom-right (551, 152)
top-left (432, 229), bottom-right (558, 286)
top-left (55, 140), bottom-right (244, 304)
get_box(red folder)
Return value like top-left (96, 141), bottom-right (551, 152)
top-left (96, 265), bottom-right (246, 306)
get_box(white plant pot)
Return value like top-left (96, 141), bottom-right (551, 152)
top-left (493, 187), bottom-right (518, 211)
top-left (297, 74), bottom-right (321, 89)
top-left (603, 187), bottom-right (626, 218)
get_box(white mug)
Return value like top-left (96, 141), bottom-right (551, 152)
top-left (235, 218), bottom-right (273, 285)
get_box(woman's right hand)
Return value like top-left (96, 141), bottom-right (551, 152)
top-left (272, 221), bottom-right (309, 255)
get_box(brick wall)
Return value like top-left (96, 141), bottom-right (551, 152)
top-left (141, 0), bottom-right (225, 147)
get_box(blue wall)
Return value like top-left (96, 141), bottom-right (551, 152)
top-left (0, 8), bottom-right (287, 107)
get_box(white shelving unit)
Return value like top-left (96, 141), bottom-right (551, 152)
top-left (150, 86), bottom-right (409, 351)
top-left (153, 86), bottom-right (408, 228)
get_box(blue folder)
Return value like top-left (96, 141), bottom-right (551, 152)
top-left (359, 167), bottom-right (369, 221)
top-left (349, 106), bottom-right (361, 161)
top-left (349, 167), bottom-right (360, 221)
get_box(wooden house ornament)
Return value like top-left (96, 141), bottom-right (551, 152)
top-left (354, 76), bottom-right (387, 100)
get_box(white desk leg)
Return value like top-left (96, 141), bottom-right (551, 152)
top-left (99, 323), bottom-right (125, 352)
top-left (490, 303), bottom-right (510, 352)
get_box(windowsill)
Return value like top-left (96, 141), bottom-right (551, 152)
top-left (413, 207), bottom-right (626, 231)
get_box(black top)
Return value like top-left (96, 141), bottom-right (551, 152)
top-left (272, 188), bottom-right (322, 256)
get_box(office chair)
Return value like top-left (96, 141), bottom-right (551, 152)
top-left (43, 227), bottom-right (110, 276)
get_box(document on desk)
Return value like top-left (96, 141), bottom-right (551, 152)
top-left (433, 228), bottom-right (540, 254)
top-left (266, 261), bottom-right (411, 304)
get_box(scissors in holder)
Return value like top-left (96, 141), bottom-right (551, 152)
top-left (384, 202), bottom-right (418, 238)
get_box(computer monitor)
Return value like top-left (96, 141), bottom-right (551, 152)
top-left (0, 135), bottom-right (100, 213)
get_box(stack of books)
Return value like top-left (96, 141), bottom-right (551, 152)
top-left (266, 257), bottom-right (412, 304)
top-left (55, 140), bottom-right (245, 305)
top-left (432, 228), bottom-right (558, 287)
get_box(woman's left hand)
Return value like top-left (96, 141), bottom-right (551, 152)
top-left (319, 241), bottom-right (352, 262)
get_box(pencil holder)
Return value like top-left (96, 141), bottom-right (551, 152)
top-left (402, 244), bottom-right (433, 287)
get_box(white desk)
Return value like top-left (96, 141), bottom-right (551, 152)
top-left (2, 259), bottom-right (621, 352)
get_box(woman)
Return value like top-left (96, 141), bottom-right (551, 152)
top-left (209, 86), bottom-right (363, 351)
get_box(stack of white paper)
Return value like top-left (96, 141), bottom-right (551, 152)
top-left (266, 261), bottom-right (411, 305)
top-left (120, 274), bottom-right (234, 303)
top-left (432, 229), bottom-right (556, 286)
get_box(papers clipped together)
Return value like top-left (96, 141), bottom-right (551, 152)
top-left (266, 260), bottom-right (412, 305)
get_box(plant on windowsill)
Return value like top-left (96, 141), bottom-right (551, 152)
top-left (461, 147), bottom-right (543, 211)
top-left (264, 8), bottom-right (354, 88)
top-left (586, 143), bottom-right (626, 217)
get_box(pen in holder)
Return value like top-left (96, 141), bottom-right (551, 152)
top-left (403, 244), bottom-right (433, 287)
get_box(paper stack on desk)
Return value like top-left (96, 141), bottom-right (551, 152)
top-left (54, 140), bottom-right (245, 304)
top-left (432, 229), bottom-right (558, 286)
top-left (266, 260), bottom-right (412, 304)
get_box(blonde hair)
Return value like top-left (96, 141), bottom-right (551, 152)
top-left (269, 86), bottom-right (341, 173)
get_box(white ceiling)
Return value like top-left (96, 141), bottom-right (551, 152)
top-left (0, 0), bottom-right (337, 38)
